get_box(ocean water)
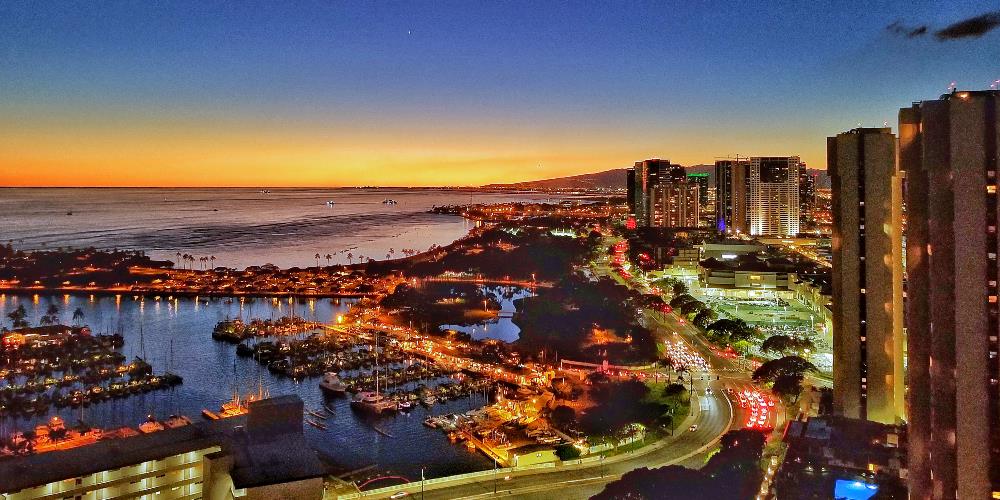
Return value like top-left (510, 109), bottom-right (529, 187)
top-left (0, 187), bottom-right (576, 481)
top-left (0, 188), bottom-right (567, 269)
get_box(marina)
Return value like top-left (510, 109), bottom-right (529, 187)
top-left (0, 293), bottom-right (495, 479)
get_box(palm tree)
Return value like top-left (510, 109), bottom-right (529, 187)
top-left (314, 253), bottom-right (321, 267)
top-left (325, 254), bottom-right (332, 266)
top-left (7, 304), bottom-right (28, 329)
top-left (347, 252), bottom-right (353, 264)
top-left (175, 252), bottom-right (182, 268)
top-left (210, 255), bottom-right (216, 268)
top-left (72, 308), bottom-right (85, 326)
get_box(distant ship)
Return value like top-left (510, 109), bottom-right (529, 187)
top-left (325, 200), bottom-right (336, 206)
top-left (382, 199), bottom-right (398, 205)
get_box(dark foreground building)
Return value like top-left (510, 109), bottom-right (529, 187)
top-left (827, 127), bottom-right (905, 425)
top-left (774, 416), bottom-right (906, 499)
top-left (0, 395), bottom-right (326, 500)
top-left (901, 90), bottom-right (1000, 499)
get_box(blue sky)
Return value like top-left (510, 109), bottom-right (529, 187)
top-left (1, 1), bottom-right (998, 186)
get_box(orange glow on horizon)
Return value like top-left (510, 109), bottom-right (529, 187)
top-left (0, 118), bottom-right (826, 187)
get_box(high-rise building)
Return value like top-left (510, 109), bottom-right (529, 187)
top-left (799, 168), bottom-right (816, 226)
top-left (827, 127), bottom-right (904, 425)
top-left (627, 167), bottom-right (637, 217)
top-left (650, 180), bottom-right (700, 227)
top-left (715, 158), bottom-right (749, 234)
top-left (901, 90), bottom-right (1000, 499)
top-left (627, 159), bottom-right (696, 227)
top-left (748, 156), bottom-right (801, 236)
top-left (688, 172), bottom-right (710, 210)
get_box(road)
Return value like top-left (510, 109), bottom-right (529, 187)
top-left (349, 256), bottom-right (767, 500)
top-left (361, 314), bottom-right (758, 499)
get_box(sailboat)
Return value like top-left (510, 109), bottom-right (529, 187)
top-left (351, 334), bottom-right (397, 414)
top-left (203, 358), bottom-right (268, 420)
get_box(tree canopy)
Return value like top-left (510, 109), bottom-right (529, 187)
top-left (760, 334), bottom-right (815, 356)
top-left (593, 429), bottom-right (767, 499)
top-left (752, 355), bottom-right (817, 383)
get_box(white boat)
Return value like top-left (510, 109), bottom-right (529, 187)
top-left (325, 200), bottom-right (335, 206)
top-left (351, 391), bottom-right (397, 413)
top-left (319, 372), bottom-right (348, 393)
top-left (138, 415), bottom-right (165, 434)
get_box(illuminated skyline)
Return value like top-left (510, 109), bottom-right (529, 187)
top-left (2, 1), bottom-right (999, 187)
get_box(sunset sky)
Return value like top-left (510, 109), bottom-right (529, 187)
top-left (2, 1), bottom-right (999, 187)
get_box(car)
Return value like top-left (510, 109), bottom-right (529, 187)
top-left (390, 492), bottom-right (409, 499)
top-left (689, 424), bottom-right (699, 432)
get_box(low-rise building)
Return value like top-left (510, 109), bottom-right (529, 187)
top-left (774, 416), bottom-right (906, 499)
top-left (699, 242), bottom-right (765, 261)
top-left (698, 255), bottom-right (795, 290)
top-left (0, 395), bottom-right (326, 500)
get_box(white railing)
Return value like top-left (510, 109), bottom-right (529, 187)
top-left (334, 460), bottom-right (575, 499)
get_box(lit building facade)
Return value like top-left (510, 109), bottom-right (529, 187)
top-left (714, 158), bottom-right (749, 234)
top-left (650, 180), bottom-right (700, 228)
top-left (748, 156), bottom-right (801, 236)
top-left (627, 159), bottom-right (696, 228)
top-left (901, 90), bottom-right (1000, 499)
top-left (0, 396), bottom-right (325, 500)
top-left (827, 127), bottom-right (904, 425)
top-left (687, 172), bottom-right (710, 210)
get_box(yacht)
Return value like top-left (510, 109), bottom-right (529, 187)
top-left (138, 415), bottom-right (165, 434)
top-left (351, 391), bottom-right (397, 413)
top-left (319, 372), bottom-right (348, 394)
top-left (349, 334), bottom-right (395, 413)
top-left (163, 415), bottom-right (192, 429)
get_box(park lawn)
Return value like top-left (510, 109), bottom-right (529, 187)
top-left (643, 380), bottom-right (691, 422)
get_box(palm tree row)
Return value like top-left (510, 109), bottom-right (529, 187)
top-left (310, 246), bottom-right (424, 267)
top-left (174, 252), bottom-right (216, 270)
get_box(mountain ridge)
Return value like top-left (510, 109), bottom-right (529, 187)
top-left (484, 165), bottom-right (830, 190)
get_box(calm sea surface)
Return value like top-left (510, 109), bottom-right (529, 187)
top-left (0, 188), bottom-right (572, 481)
top-left (0, 187), bottom-right (568, 269)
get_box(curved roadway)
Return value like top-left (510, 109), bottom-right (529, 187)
top-left (354, 306), bottom-right (761, 500)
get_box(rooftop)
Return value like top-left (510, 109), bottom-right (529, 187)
top-left (0, 395), bottom-right (326, 493)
